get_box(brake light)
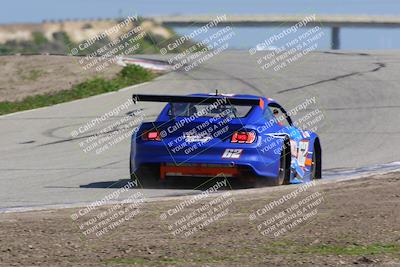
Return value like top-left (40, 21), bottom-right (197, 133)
top-left (143, 130), bottom-right (161, 141)
top-left (231, 131), bottom-right (256, 144)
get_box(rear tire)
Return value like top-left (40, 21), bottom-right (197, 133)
top-left (256, 145), bottom-right (290, 187)
top-left (131, 164), bottom-right (160, 188)
top-left (273, 147), bottom-right (290, 186)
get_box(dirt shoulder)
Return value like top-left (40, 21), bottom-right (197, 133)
top-left (0, 173), bottom-right (399, 267)
top-left (0, 55), bottom-right (122, 102)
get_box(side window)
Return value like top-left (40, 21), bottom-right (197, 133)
top-left (268, 103), bottom-right (292, 127)
top-left (262, 107), bottom-right (274, 120)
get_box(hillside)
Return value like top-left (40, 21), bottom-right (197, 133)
top-left (0, 17), bottom-right (194, 55)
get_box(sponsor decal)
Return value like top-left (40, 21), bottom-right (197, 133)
top-left (183, 132), bottom-right (212, 143)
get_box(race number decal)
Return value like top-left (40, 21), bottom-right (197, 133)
top-left (297, 140), bottom-right (309, 167)
top-left (222, 149), bottom-right (243, 159)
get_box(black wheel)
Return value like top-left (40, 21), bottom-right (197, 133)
top-left (310, 146), bottom-right (322, 180)
top-left (256, 146), bottom-right (290, 187)
top-left (274, 147), bottom-right (290, 186)
top-left (131, 164), bottom-right (160, 188)
top-left (310, 151), bottom-right (317, 180)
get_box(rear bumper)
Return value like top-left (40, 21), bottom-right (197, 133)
top-left (160, 163), bottom-right (240, 179)
top-left (131, 140), bottom-right (281, 178)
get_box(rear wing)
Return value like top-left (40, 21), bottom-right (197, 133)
top-left (132, 94), bottom-right (264, 107)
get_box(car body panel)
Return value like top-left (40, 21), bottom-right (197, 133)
top-left (130, 93), bottom-right (321, 184)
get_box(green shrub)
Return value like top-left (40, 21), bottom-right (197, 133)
top-left (32, 32), bottom-right (48, 46)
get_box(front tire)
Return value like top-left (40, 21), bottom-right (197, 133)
top-left (310, 151), bottom-right (317, 180)
top-left (310, 144), bottom-right (322, 180)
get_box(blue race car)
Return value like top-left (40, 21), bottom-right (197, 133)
top-left (130, 93), bottom-right (321, 186)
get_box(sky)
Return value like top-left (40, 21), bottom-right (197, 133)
top-left (1, 0), bottom-right (399, 24)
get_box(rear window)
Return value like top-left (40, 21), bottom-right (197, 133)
top-left (168, 102), bottom-right (253, 118)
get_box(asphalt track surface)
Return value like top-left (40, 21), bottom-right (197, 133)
top-left (1, 51), bottom-right (399, 210)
